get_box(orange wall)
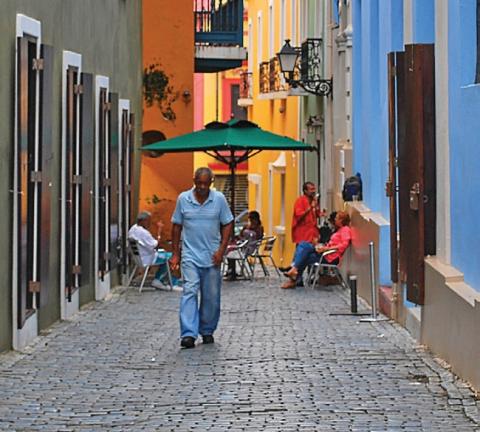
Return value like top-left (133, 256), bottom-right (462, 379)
top-left (141, 0), bottom-right (194, 241)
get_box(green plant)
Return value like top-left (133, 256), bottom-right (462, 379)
top-left (145, 194), bottom-right (162, 206)
top-left (143, 62), bottom-right (178, 121)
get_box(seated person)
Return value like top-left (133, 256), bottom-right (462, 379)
top-left (225, 210), bottom-right (264, 278)
top-left (128, 210), bottom-right (177, 289)
top-left (281, 211), bottom-right (351, 289)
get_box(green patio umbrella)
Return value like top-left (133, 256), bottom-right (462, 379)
top-left (141, 120), bottom-right (313, 216)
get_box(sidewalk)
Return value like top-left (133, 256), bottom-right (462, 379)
top-left (0, 277), bottom-right (478, 431)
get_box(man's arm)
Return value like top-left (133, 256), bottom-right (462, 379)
top-left (294, 197), bottom-right (314, 222)
top-left (212, 221), bottom-right (234, 266)
top-left (169, 223), bottom-right (183, 270)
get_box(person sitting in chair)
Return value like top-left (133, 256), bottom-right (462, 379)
top-left (225, 210), bottom-right (264, 280)
top-left (128, 210), bottom-right (173, 290)
top-left (281, 211), bottom-right (351, 289)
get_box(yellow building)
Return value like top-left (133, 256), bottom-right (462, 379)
top-left (244, 0), bottom-right (301, 266)
top-left (194, 1), bottom-right (303, 266)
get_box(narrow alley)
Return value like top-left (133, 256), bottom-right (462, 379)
top-left (0, 280), bottom-right (478, 431)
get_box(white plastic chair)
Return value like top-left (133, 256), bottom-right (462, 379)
top-left (126, 238), bottom-right (173, 292)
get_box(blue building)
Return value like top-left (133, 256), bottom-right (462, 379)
top-left (333, 0), bottom-right (480, 390)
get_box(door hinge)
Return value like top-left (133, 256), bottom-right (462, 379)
top-left (72, 174), bottom-right (82, 185)
top-left (72, 265), bottom-right (82, 275)
top-left (28, 281), bottom-right (41, 293)
top-left (385, 180), bottom-right (394, 197)
top-left (74, 84), bottom-right (84, 95)
top-left (103, 102), bottom-right (111, 112)
top-left (30, 171), bottom-right (42, 183)
top-left (32, 58), bottom-right (44, 71)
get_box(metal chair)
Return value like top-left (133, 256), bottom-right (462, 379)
top-left (304, 248), bottom-right (349, 290)
top-left (250, 235), bottom-right (281, 277)
top-left (126, 238), bottom-right (173, 292)
top-left (223, 239), bottom-right (253, 280)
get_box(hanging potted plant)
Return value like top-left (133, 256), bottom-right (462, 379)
top-left (143, 62), bottom-right (178, 121)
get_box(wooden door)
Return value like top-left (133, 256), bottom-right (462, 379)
top-left (388, 44), bottom-right (436, 305)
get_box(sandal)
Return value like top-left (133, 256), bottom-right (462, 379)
top-left (285, 268), bottom-right (298, 281)
top-left (281, 279), bottom-right (297, 289)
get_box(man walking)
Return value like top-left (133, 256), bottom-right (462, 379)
top-left (169, 167), bottom-right (233, 348)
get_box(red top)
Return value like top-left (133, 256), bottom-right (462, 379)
top-left (323, 225), bottom-right (351, 263)
top-left (291, 195), bottom-right (320, 244)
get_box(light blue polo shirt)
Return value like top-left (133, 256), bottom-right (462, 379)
top-left (171, 188), bottom-right (234, 267)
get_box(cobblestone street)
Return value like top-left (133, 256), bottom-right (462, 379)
top-left (0, 278), bottom-right (478, 431)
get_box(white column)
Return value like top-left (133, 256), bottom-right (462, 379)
top-left (434, 0), bottom-right (451, 263)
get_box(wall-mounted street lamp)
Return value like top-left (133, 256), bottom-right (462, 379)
top-left (277, 39), bottom-right (333, 97)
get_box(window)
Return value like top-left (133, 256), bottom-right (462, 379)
top-left (280, 0), bottom-right (286, 49)
top-left (257, 11), bottom-right (263, 63)
top-left (269, 1), bottom-right (274, 58)
top-left (248, 19), bottom-right (253, 72)
top-left (300, 0), bottom-right (309, 41)
top-left (291, 0), bottom-right (297, 45)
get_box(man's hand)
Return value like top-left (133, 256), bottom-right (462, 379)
top-left (169, 253), bottom-right (181, 272)
top-left (211, 249), bottom-right (224, 267)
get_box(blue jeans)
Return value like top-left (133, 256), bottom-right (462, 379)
top-left (180, 261), bottom-right (222, 339)
top-left (293, 242), bottom-right (340, 278)
top-left (293, 242), bottom-right (320, 278)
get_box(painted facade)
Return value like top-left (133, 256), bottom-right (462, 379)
top-left (343, 0), bottom-right (480, 390)
top-left (0, 1), bottom-right (143, 352)
top-left (245, 0), bottom-right (302, 266)
top-left (140, 0), bottom-right (195, 243)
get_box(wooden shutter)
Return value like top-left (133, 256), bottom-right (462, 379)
top-left (80, 73), bottom-right (94, 295)
top-left (397, 44), bottom-right (436, 305)
top-left (39, 44), bottom-right (54, 308)
top-left (16, 36), bottom-right (30, 328)
top-left (109, 93), bottom-right (120, 270)
top-left (98, 88), bottom-right (110, 279)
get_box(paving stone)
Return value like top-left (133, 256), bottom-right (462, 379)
top-left (0, 278), bottom-right (478, 431)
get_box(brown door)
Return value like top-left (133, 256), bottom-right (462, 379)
top-left (387, 44), bottom-right (436, 305)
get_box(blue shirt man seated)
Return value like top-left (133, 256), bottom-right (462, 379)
top-left (170, 167), bottom-right (234, 349)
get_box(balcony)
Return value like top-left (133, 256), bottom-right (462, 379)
top-left (194, 0), bottom-right (247, 73)
top-left (258, 57), bottom-right (289, 99)
top-left (238, 71), bottom-right (253, 106)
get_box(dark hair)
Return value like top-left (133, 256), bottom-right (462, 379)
top-left (302, 181), bottom-right (315, 193)
top-left (328, 211), bottom-right (337, 224)
top-left (194, 166), bottom-right (214, 181)
top-left (248, 210), bottom-right (261, 225)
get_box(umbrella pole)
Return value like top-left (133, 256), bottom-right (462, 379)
top-left (226, 154), bottom-right (237, 281)
top-left (230, 150), bottom-right (236, 218)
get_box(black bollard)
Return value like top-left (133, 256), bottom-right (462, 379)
top-left (349, 275), bottom-right (358, 314)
